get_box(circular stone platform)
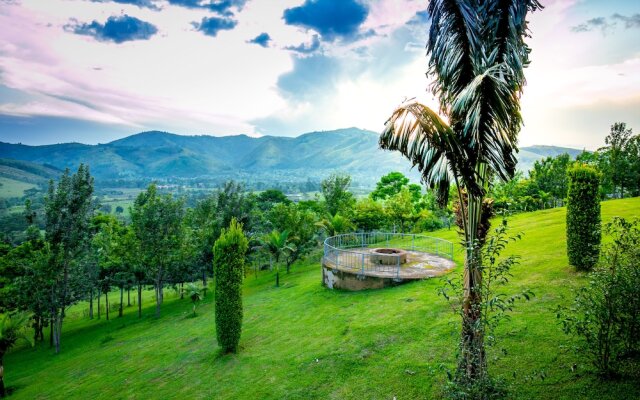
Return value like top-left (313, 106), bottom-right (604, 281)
top-left (322, 244), bottom-right (456, 291)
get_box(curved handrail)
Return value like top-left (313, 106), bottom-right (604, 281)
top-left (322, 232), bottom-right (454, 277)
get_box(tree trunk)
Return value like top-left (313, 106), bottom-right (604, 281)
top-left (0, 358), bottom-right (5, 398)
top-left (53, 311), bottom-right (63, 354)
top-left (180, 282), bottom-right (184, 299)
top-left (137, 283), bottom-right (142, 318)
top-left (202, 268), bottom-right (207, 287)
top-left (458, 174), bottom-right (487, 382)
top-left (97, 288), bottom-right (102, 319)
top-left (127, 287), bottom-right (131, 307)
top-left (105, 291), bottom-right (109, 321)
top-left (89, 287), bottom-right (94, 319)
top-left (49, 314), bottom-right (53, 348)
top-left (119, 286), bottom-right (124, 317)
top-left (155, 281), bottom-right (162, 318)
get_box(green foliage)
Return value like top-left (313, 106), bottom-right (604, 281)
top-left (316, 214), bottom-right (354, 237)
top-left (439, 217), bottom-right (533, 398)
top-left (566, 164), bottom-right (601, 270)
top-left (384, 187), bottom-right (415, 232)
top-left (529, 153), bottom-right (572, 205)
top-left (413, 209), bottom-right (444, 232)
top-left (370, 171), bottom-right (409, 200)
top-left (183, 283), bottom-right (203, 316)
top-left (259, 229), bottom-right (293, 287)
top-left (0, 312), bottom-right (33, 359)
top-left (131, 184), bottom-right (185, 317)
top-left (44, 164), bottom-right (95, 353)
top-left (558, 217), bottom-right (640, 376)
top-left (320, 173), bottom-right (355, 216)
top-left (0, 311), bottom-right (33, 397)
top-left (352, 198), bottom-right (386, 231)
top-left (4, 199), bottom-right (640, 399)
top-left (256, 189), bottom-right (291, 211)
top-left (603, 123), bottom-right (636, 198)
top-left (266, 203), bottom-right (317, 273)
top-left (212, 218), bottom-right (248, 353)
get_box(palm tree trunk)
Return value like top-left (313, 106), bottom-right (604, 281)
top-left (459, 166), bottom-right (488, 381)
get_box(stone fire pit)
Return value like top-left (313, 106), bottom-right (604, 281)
top-left (370, 248), bottom-right (407, 265)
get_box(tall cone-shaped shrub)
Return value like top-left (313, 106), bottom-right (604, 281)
top-left (566, 164), bottom-right (601, 270)
top-left (212, 218), bottom-right (248, 353)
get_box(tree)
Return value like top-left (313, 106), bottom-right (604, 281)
top-left (131, 184), bottom-right (185, 318)
top-left (353, 198), bottom-right (386, 231)
top-left (44, 164), bottom-right (94, 353)
top-left (529, 153), bottom-right (572, 207)
top-left (267, 203), bottom-right (317, 273)
top-left (384, 187), bottom-right (415, 232)
top-left (183, 282), bottom-right (203, 316)
top-left (320, 173), bottom-right (355, 216)
top-left (256, 189), bottom-right (291, 211)
top-left (371, 172), bottom-right (410, 200)
top-left (0, 312), bottom-right (33, 397)
top-left (212, 218), bottom-right (248, 353)
top-left (259, 229), bottom-right (293, 287)
top-left (379, 0), bottom-right (541, 387)
top-left (566, 164), bottom-right (601, 270)
top-left (600, 123), bottom-right (636, 198)
top-left (316, 214), bottom-right (354, 237)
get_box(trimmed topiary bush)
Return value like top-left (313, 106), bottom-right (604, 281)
top-left (566, 164), bottom-right (601, 270)
top-left (212, 218), bottom-right (248, 353)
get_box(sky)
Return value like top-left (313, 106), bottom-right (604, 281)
top-left (0, 0), bottom-right (638, 149)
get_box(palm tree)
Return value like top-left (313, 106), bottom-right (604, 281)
top-left (1, 312), bottom-right (33, 397)
top-left (379, 0), bottom-right (541, 383)
top-left (315, 214), bottom-right (354, 237)
top-left (260, 230), bottom-right (293, 287)
top-left (182, 282), bottom-right (203, 316)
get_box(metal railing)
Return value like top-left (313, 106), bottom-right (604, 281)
top-left (322, 232), bottom-right (454, 278)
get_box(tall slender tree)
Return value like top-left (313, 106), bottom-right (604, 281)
top-left (130, 184), bottom-right (185, 318)
top-left (44, 165), bottom-right (94, 353)
top-left (379, 0), bottom-right (541, 384)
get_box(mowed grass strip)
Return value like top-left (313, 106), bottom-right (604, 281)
top-left (5, 198), bottom-right (640, 399)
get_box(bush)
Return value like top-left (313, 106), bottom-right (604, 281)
top-left (413, 210), bottom-right (444, 232)
top-left (558, 217), bottom-right (640, 376)
top-left (566, 164), bottom-right (601, 270)
top-left (212, 218), bottom-right (248, 353)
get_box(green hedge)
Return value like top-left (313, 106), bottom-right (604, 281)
top-left (213, 218), bottom-right (248, 353)
top-left (566, 164), bottom-right (601, 270)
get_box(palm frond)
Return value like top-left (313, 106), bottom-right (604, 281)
top-left (451, 63), bottom-right (520, 184)
top-left (380, 102), bottom-right (460, 204)
top-left (488, 0), bottom-right (543, 92)
top-left (427, 0), bottom-right (482, 113)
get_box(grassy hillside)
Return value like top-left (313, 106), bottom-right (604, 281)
top-left (0, 177), bottom-right (35, 199)
top-left (5, 198), bottom-right (639, 399)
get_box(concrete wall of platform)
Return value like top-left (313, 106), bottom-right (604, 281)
top-left (321, 261), bottom-right (403, 291)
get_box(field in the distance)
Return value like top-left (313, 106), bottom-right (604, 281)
top-left (5, 198), bottom-right (640, 399)
top-left (0, 177), bottom-right (35, 199)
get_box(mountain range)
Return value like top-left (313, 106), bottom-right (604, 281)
top-left (0, 128), bottom-right (584, 188)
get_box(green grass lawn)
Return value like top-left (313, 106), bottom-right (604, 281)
top-left (5, 198), bottom-right (640, 399)
top-left (0, 177), bottom-right (35, 199)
